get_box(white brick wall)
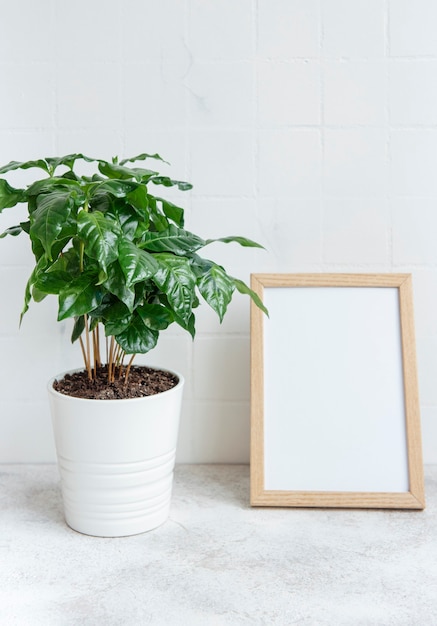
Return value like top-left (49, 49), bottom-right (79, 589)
top-left (0, 0), bottom-right (436, 463)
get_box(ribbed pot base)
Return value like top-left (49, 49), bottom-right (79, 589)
top-left (59, 451), bottom-right (176, 537)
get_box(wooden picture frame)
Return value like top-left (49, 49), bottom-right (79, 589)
top-left (250, 274), bottom-right (425, 509)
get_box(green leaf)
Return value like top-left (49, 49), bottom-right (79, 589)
top-left (233, 278), bottom-right (269, 316)
top-left (98, 161), bottom-right (146, 182)
top-left (30, 191), bottom-right (76, 260)
top-left (126, 185), bottom-right (153, 229)
top-left (153, 254), bottom-right (196, 324)
top-left (89, 190), bottom-right (113, 213)
top-left (140, 225), bottom-right (205, 255)
top-left (0, 224), bottom-right (24, 238)
top-left (77, 210), bottom-right (120, 273)
top-left (173, 310), bottom-right (196, 338)
top-left (120, 152), bottom-right (170, 166)
top-left (20, 257), bottom-right (48, 323)
top-left (52, 247), bottom-right (81, 274)
top-left (58, 272), bottom-right (103, 321)
top-left (102, 262), bottom-right (136, 311)
top-left (71, 315), bottom-right (86, 343)
top-left (127, 185), bottom-right (149, 214)
top-left (197, 264), bottom-right (235, 322)
top-left (26, 177), bottom-right (84, 201)
top-left (90, 179), bottom-right (138, 199)
top-left (34, 270), bottom-right (71, 295)
top-left (100, 301), bottom-right (133, 335)
top-left (0, 159), bottom-right (49, 175)
top-left (158, 197), bottom-right (185, 227)
top-left (104, 203), bottom-right (139, 239)
top-left (0, 179), bottom-right (26, 211)
top-left (118, 238), bottom-right (158, 287)
top-left (45, 153), bottom-right (96, 173)
top-left (189, 253), bottom-right (214, 276)
top-left (136, 303), bottom-right (174, 330)
top-left (114, 312), bottom-right (159, 354)
top-left (205, 235), bottom-right (265, 249)
top-left (116, 211), bottom-right (139, 238)
top-left (150, 175), bottom-right (192, 191)
top-left (148, 195), bottom-right (169, 232)
top-left (31, 287), bottom-right (48, 303)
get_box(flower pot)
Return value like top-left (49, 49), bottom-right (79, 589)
top-left (47, 368), bottom-right (184, 537)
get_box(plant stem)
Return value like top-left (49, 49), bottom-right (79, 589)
top-left (118, 350), bottom-right (126, 380)
top-left (95, 324), bottom-right (101, 367)
top-left (83, 315), bottom-right (92, 381)
top-left (79, 335), bottom-right (88, 372)
top-left (124, 354), bottom-right (136, 387)
top-left (92, 329), bottom-right (98, 374)
top-left (108, 336), bottom-right (115, 383)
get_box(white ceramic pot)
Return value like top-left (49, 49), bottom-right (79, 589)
top-left (47, 368), bottom-right (184, 537)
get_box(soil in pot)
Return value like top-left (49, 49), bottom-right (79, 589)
top-left (52, 366), bottom-right (179, 400)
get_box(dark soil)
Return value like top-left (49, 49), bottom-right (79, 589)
top-left (52, 366), bottom-right (179, 400)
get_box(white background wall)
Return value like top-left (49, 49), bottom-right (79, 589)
top-left (1, 0), bottom-right (437, 464)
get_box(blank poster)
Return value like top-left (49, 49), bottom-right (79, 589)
top-left (263, 286), bottom-right (408, 493)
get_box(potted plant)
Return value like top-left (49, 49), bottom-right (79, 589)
top-left (0, 152), bottom-right (267, 537)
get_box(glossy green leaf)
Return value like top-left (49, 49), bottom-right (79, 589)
top-left (20, 257), bottom-right (48, 323)
top-left (127, 185), bottom-right (149, 214)
top-left (140, 225), bottom-right (205, 255)
top-left (77, 210), bottom-right (120, 272)
top-left (30, 191), bottom-right (76, 260)
top-left (120, 152), bottom-right (170, 166)
top-left (89, 190), bottom-right (113, 213)
top-left (105, 202), bottom-right (139, 238)
top-left (157, 197), bottom-right (185, 227)
top-left (0, 224), bottom-right (23, 238)
top-left (188, 253), bottom-right (214, 277)
top-left (206, 235), bottom-right (265, 249)
top-left (150, 176), bottom-right (192, 191)
top-left (172, 310), bottom-right (196, 338)
top-left (197, 264), bottom-right (235, 322)
top-left (0, 179), bottom-right (26, 211)
top-left (127, 185), bottom-right (150, 229)
top-left (118, 238), bottom-right (158, 287)
top-left (58, 272), bottom-right (103, 321)
top-left (116, 212), bottom-right (139, 238)
top-left (101, 301), bottom-right (133, 335)
top-left (102, 262), bottom-right (136, 311)
top-left (136, 303), bottom-right (174, 330)
top-left (45, 153), bottom-right (96, 173)
top-left (34, 270), bottom-right (71, 295)
top-left (71, 315), bottom-right (86, 343)
top-left (0, 159), bottom-right (49, 175)
top-left (32, 285), bottom-right (49, 302)
top-left (114, 312), bottom-right (159, 354)
top-left (27, 177), bottom-right (84, 200)
top-left (98, 161), bottom-right (146, 182)
top-left (53, 247), bottom-right (81, 274)
top-left (148, 194), bottom-right (169, 232)
top-left (153, 254), bottom-right (197, 324)
top-left (90, 179), bottom-right (137, 199)
top-left (233, 278), bottom-right (269, 316)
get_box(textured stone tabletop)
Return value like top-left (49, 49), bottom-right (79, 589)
top-left (1, 464), bottom-right (436, 625)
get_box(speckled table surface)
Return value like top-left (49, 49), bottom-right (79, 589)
top-left (1, 464), bottom-right (436, 626)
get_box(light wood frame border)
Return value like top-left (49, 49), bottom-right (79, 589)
top-left (250, 273), bottom-right (425, 509)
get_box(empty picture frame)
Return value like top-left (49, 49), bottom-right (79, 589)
top-left (250, 274), bottom-right (425, 509)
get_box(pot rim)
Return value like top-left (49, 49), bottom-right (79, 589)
top-left (47, 365), bottom-right (184, 404)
